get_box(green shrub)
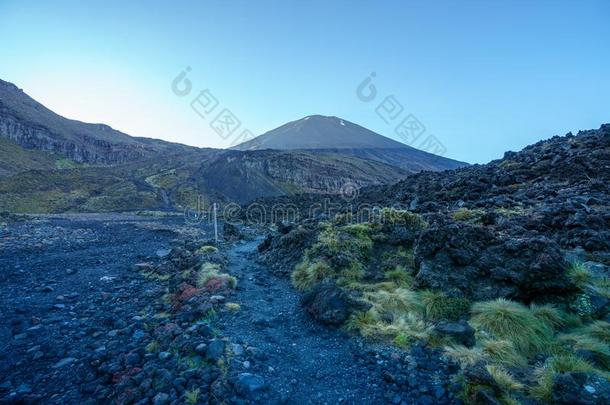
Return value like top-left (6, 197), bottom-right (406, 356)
top-left (451, 208), bottom-right (485, 222)
top-left (471, 299), bottom-right (553, 356)
top-left (421, 291), bottom-right (471, 321)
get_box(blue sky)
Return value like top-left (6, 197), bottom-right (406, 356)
top-left (1, 0), bottom-right (609, 163)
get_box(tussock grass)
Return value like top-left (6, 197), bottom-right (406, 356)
top-left (567, 262), bottom-right (592, 289)
top-left (292, 222), bottom-right (374, 290)
top-left (444, 345), bottom-right (484, 368)
top-left (559, 333), bottom-right (610, 368)
top-left (529, 303), bottom-right (568, 329)
top-left (486, 365), bottom-right (524, 392)
top-left (471, 299), bottom-right (553, 356)
top-left (385, 265), bottom-right (412, 287)
top-left (579, 320), bottom-right (610, 342)
top-left (197, 245), bottom-right (218, 254)
top-left (420, 291), bottom-right (471, 321)
top-left (364, 288), bottom-right (424, 319)
top-left (529, 354), bottom-right (597, 402)
top-left (444, 339), bottom-right (526, 369)
top-left (292, 259), bottom-right (332, 291)
top-left (481, 339), bottom-right (527, 367)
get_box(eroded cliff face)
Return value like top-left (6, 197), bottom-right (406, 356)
top-left (196, 150), bottom-right (409, 203)
top-left (0, 112), bottom-right (153, 164)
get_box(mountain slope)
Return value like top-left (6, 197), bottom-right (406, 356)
top-left (232, 115), bottom-right (467, 172)
top-left (0, 79), bottom-right (463, 212)
top-left (0, 79), bottom-right (196, 164)
top-left (194, 150), bottom-right (409, 204)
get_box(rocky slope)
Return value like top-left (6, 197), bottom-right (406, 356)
top-left (255, 124), bottom-right (610, 404)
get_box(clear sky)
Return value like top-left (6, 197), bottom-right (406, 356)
top-left (1, 0), bottom-right (609, 163)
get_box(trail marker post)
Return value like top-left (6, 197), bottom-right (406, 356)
top-left (213, 203), bottom-right (218, 244)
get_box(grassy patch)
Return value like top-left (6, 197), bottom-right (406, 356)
top-left (471, 299), bottom-right (554, 356)
top-left (567, 262), bottom-right (592, 289)
top-left (420, 291), bottom-right (471, 321)
top-left (185, 388), bottom-right (200, 404)
top-left (529, 355), bottom-right (597, 402)
top-left (451, 207), bottom-right (485, 222)
top-left (197, 245), bottom-right (218, 254)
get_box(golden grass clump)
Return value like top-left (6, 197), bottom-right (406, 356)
top-left (486, 365), bottom-right (524, 392)
top-left (471, 299), bottom-right (553, 356)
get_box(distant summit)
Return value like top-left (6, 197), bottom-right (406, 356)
top-left (233, 115), bottom-right (468, 172)
top-left (233, 115), bottom-right (411, 150)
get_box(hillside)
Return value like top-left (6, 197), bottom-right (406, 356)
top-left (0, 80), bottom-right (465, 212)
top-left (0, 79), bottom-right (196, 164)
top-left (256, 123), bottom-right (610, 404)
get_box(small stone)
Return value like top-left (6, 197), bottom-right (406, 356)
top-left (42, 286), bottom-right (54, 293)
top-left (66, 268), bottom-right (77, 275)
top-left (230, 343), bottom-right (244, 356)
top-left (156, 249), bottom-right (171, 258)
top-left (153, 392), bottom-right (169, 405)
top-left (52, 304), bottom-right (65, 310)
top-left (195, 343), bottom-right (207, 354)
top-left (584, 385), bottom-right (596, 394)
top-left (13, 333), bottom-right (27, 340)
top-left (158, 352), bottom-right (172, 361)
top-left (132, 330), bottom-right (145, 341)
top-left (205, 340), bottom-right (225, 361)
top-left (235, 373), bottom-right (265, 396)
top-left (53, 357), bottom-right (76, 368)
top-left (210, 295), bottom-right (225, 303)
top-left (243, 360), bottom-right (251, 369)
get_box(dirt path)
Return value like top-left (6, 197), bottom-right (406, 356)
top-left (218, 238), bottom-right (388, 404)
top-left (218, 238), bottom-right (461, 405)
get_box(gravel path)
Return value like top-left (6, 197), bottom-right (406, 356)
top-left (218, 238), bottom-right (461, 405)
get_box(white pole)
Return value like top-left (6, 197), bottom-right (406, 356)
top-left (213, 202), bottom-right (218, 244)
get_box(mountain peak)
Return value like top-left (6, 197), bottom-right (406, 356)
top-left (233, 115), bottom-right (410, 151)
